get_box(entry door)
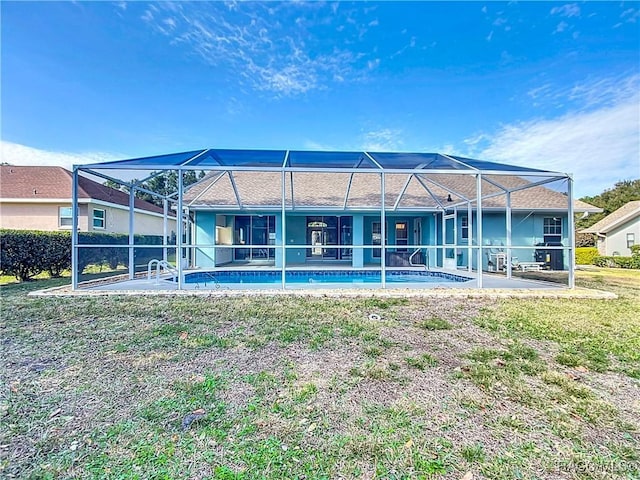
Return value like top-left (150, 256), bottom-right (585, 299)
top-left (413, 218), bottom-right (422, 246)
top-left (306, 216), bottom-right (338, 259)
top-left (310, 229), bottom-right (323, 257)
top-left (413, 218), bottom-right (423, 263)
top-left (443, 211), bottom-right (457, 266)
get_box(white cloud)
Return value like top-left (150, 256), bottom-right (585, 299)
top-left (493, 17), bottom-right (508, 27)
top-left (486, 30), bottom-right (493, 42)
top-left (1, 141), bottom-right (120, 172)
top-left (464, 85), bottom-right (640, 196)
top-left (555, 21), bottom-right (568, 33)
top-left (550, 3), bottom-right (580, 18)
top-left (139, 2), bottom-right (374, 97)
top-left (525, 73), bottom-right (639, 111)
top-left (360, 129), bottom-right (405, 152)
top-left (620, 7), bottom-right (640, 23)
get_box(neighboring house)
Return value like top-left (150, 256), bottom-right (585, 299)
top-left (0, 165), bottom-right (173, 236)
top-left (580, 200), bottom-right (640, 256)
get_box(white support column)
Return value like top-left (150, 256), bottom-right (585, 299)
top-left (467, 201), bottom-right (473, 274)
top-left (177, 170), bottom-right (184, 290)
top-left (71, 167), bottom-right (79, 290)
top-left (506, 192), bottom-right (512, 279)
top-left (568, 175), bottom-right (575, 289)
top-left (381, 172), bottom-right (386, 288)
top-left (163, 198), bottom-right (168, 263)
top-left (128, 185), bottom-right (135, 280)
top-left (281, 169), bottom-right (287, 290)
top-left (476, 174), bottom-right (483, 288)
top-left (441, 210), bottom-right (446, 268)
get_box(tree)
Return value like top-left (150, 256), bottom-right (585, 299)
top-left (576, 179), bottom-right (640, 230)
top-left (103, 170), bottom-right (206, 207)
top-left (574, 179), bottom-right (640, 247)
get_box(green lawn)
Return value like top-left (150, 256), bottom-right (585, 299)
top-left (1, 269), bottom-right (638, 479)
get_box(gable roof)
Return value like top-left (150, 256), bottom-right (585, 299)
top-left (580, 200), bottom-right (640, 234)
top-left (0, 165), bottom-right (165, 215)
top-left (184, 170), bottom-right (601, 212)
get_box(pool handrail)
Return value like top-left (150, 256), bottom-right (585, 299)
top-left (409, 248), bottom-right (429, 271)
top-left (147, 259), bottom-right (178, 284)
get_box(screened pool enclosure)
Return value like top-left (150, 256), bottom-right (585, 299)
top-left (71, 149), bottom-right (585, 290)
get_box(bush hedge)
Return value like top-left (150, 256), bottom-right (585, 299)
top-left (592, 244), bottom-right (640, 269)
top-left (0, 230), bottom-right (64, 281)
top-left (1, 229), bottom-right (169, 281)
top-left (575, 247), bottom-right (599, 265)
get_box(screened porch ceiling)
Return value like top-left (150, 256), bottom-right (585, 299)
top-left (79, 149), bottom-right (589, 212)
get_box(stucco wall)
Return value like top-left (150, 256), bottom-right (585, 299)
top-left (95, 203), bottom-right (174, 236)
top-left (0, 202), bottom-right (173, 236)
top-left (604, 215), bottom-right (639, 256)
top-left (0, 203), bottom-right (89, 231)
top-left (190, 210), bottom-right (571, 270)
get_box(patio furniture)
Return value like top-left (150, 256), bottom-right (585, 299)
top-left (516, 261), bottom-right (544, 272)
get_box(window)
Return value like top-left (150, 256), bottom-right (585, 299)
top-left (59, 207), bottom-right (72, 228)
top-left (543, 217), bottom-right (562, 236)
top-left (461, 215), bottom-right (468, 240)
top-left (92, 208), bottom-right (105, 229)
top-left (627, 233), bottom-right (635, 249)
top-left (395, 222), bottom-right (408, 252)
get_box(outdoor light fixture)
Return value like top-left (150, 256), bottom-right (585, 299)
top-left (447, 194), bottom-right (452, 202)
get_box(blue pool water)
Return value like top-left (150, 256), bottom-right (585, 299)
top-left (180, 270), bottom-right (471, 285)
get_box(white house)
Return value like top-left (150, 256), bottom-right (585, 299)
top-left (581, 200), bottom-right (640, 256)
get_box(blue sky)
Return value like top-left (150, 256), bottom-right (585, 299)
top-left (1, 1), bottom-right (639, 197)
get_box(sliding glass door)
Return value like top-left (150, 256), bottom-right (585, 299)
top-left (233, 215), bottom-right (275, 261)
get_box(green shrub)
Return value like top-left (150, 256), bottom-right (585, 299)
top-left (1, 230), bottom-right (50, 281)
top-left (44, 232), bottom-right (72, 277)
top-left (1, 229), bottom-right (168, 281)
top-left (575, 247), bottom-right (599, 265)
top-left (76, 232), bottom-right (166, 273)
top-left (593, 255), bottom-right (640, 269)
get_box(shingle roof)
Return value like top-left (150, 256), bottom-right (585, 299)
top-left (184, 171), bottom-right (601, 212)
top-left (0, 165), bottom-right (165, 214)
top-left (580, 200), bottom-right (640, 234)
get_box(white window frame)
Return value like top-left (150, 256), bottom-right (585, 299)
top-left (543, 217), bottom-right (562, 236)
top-left (59, 206), bottom-right (73, 228)
top-left (92, 208), bottom-right (106, 229)
top-left (627, 233), bottom-right (635, 249)
top-left (461, 215), bottom-right (469, 240)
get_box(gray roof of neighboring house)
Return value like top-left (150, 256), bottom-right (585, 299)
top-left (580, 200), bottom-right (640, 234)
top-left (184, 170), bottom-right (601, 212)
top-left (0, 165), bottom-right (166, 214)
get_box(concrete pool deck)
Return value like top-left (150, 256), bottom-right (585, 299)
top-left (30, 269), bottom-right (617, 299)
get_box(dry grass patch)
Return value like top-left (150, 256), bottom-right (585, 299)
top-left (1, 272), bottom-right (639, 479)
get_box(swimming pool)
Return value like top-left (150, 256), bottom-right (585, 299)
top-left (180, 270), bottom-right (472, 286)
